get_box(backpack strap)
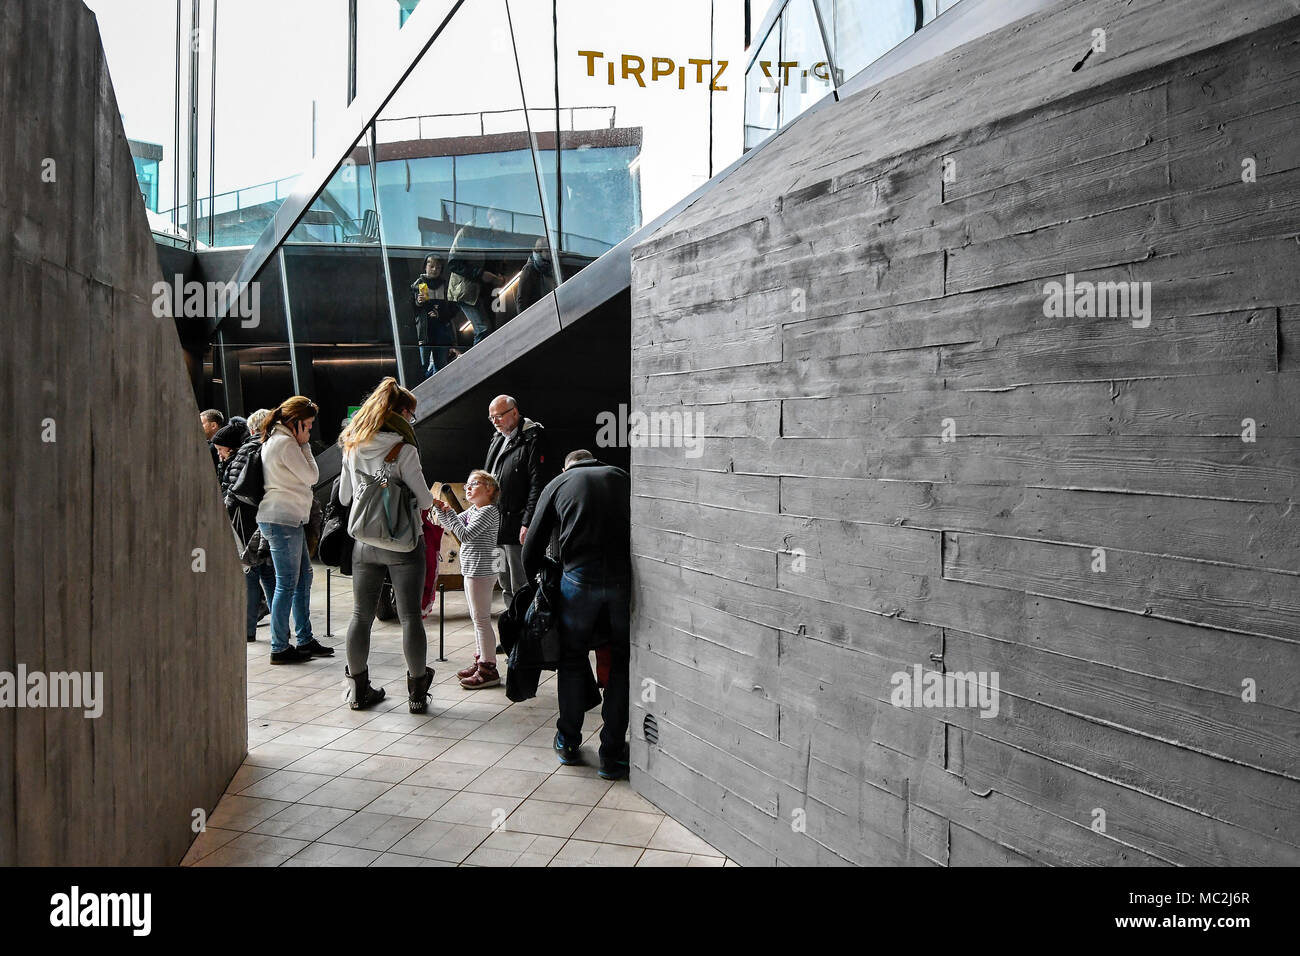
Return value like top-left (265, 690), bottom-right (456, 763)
top-left (384, 442), bottom-right (405, 464)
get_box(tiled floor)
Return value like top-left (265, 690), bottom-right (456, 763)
top-left (183, 566), bottom-right (731, 867)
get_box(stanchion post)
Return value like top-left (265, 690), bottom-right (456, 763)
top-left (438, 582), bottom-right (446, 662)
top-left (326, 567), bottom-right (332, 637)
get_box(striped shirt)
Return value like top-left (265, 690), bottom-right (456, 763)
top-left (436, 504), bottom-right (501, 577)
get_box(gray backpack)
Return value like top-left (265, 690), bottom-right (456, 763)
top-left (347, 442), bottom-right (421, 552)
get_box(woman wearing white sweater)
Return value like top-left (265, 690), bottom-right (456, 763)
top-left (432, 470), bottom-right (502, 689)
top-left (338, 378), bottom-right (438, 712)
top-left (256, 396), bottom-right (332, 665)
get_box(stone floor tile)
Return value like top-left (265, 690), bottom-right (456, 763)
top-left (648, 816), bottom-right (724, 856)
top-left (251, 804), bottom-right (355, 842)
top-left (358, 784), bottom-right (457, 819)
top-left (378, 734), bottom-right (457, 761)
top-left (596, 783), bottom-right (661, 814)
top-left (341, 754), bottom-right (428, 784)
top-left (388, 819), bottom-right (492, 863)
top-left (401, 760), bottom-right (484, 791)
top-left (238, 769), bottom-right (336, 802)
top-left (430, 790), bottom-right (523, 828)
top-left (283, 843), bottom-right (382, 867)
top-left (497, 745), bottom-right (563, 773)
top-left (531, 773), bottom-right (613, 807)
top-left (244, 742), bottom-right (318, 770)
top-left (207, 794), bottom-right (291, 831)
top-left (299, 776), bottom-right (395, 811)
top-left (571, 807), bottom-right (664, 847)
top-left (433, 739), bottom-right (514, 767)
top-left (463, 766), bottom-right (550, 799)
top-left (503, 799), bottom-right (592, 839)
top-left (282, 748), bottom-right (370, 777)
top-left (547, 839), bottom-right (643, 867)
top-left (318, 811), bottom-right (424, 851)
top-left (180, 827), bottom-right (241, 865)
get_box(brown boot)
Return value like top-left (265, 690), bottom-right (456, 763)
top-left (456, 655), bottom-right (480, 680)
top-left (460, 660), bottom-right (500, 689)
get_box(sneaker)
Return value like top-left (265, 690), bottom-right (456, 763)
top-left (270, 645), bottom-right (311, 665)
top-left (460, 661), bottom-right (500, 689)
top-left (297, 639), bottom-right (335, 657)
top-left (599, 746), bottom-right (630, 780)
top-left (457, 655), bottom-right (480, 680)
top-left (247, 634), bottom-right (257, 643)
top-left (554, 731), bottom-right (582, 766)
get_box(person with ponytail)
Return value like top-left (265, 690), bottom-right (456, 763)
top-left (257, 396), bottom-right (333, 664)
top-left (337, 377), bottom-right (438, 711)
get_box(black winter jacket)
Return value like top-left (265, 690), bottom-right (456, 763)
top-left (522, 459), bottom-right (630, 579)
top-left (485, 418), bottom-right (550, 546)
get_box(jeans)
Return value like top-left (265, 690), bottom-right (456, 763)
top-left (460, 301), bottom-right (493, 346)
top-left (555, 563), bottom-right (630, 764)
top-left (258, 521), bottom-right (314, 653)
top-left (347, 540), bottom-right (427, 677)
top-left (496, 542), bottom-right (527, 606)
top-left (244, 564), bottom-right (275, 639)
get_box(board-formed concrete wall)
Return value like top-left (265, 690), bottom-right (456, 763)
top-left (0, 0), bottom-right (246, 864)
top-left (628, 0), bottom-right (1300, 865)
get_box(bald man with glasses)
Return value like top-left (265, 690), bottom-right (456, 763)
top-left (485, 395), bottom-right (551, 621)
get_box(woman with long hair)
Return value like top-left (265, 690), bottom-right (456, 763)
top-left (338, 377), bottom-right (437, 711)
top-left (257, 396), bottom-right (332, 664)
top-left (432, 469), bottom-right (502, 689)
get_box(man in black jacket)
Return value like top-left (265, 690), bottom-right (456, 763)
top-left (522, 449), bottom-right (630, 779)
top-left (485, 395), bottom-right (550, 609)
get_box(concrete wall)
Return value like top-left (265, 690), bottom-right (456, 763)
top-left (628, 0), bottom-right (1300, 865)
top-left (0, 0), bottom-right (246, 864)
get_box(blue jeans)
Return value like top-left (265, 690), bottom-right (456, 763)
top-left (257, 521), bottom-right (315, 652)
top-left (555, 563), bottom-right (630, 763)
top-left (245, 564), bottom-right (276, 639)
top-left (460, 301), bottom-right (493, 345)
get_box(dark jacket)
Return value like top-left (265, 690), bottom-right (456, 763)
top-left (223, 436), bottom-right (269, 567)
top-left (220, 434), bottom-right (258, 501)
top-left (485, 418), bottom-right (550, 546)
top-left (517, 250), bottom-right (555, 314)
top-left (410, 273), bottom-right (450, 345)
top-left (522, 458), bottom-right (630, 579)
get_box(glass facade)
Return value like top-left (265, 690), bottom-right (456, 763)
top-left (744, 0), bottom-right (965, 147)
top-left (201, 0), bottom-right (756, 436)
top-left (88, 0), bottom-right (416, 248)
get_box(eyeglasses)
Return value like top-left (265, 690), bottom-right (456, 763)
top-left (488, 408), bottom-right (516, 422)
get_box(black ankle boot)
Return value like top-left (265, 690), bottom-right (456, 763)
top-left (407, 667), bottom-right (435, 714)
top-left (345, 666), bottom-right (386, 710)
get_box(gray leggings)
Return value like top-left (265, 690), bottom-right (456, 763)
top-left (347, 540), bottom-right (427, 677)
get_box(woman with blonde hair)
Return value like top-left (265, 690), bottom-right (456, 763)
top-left (432, 469), bottom-right (502, 688)
top-left (257, 396), bottom-right (332, 664)
top-left (338, 377), bottom-right (438, 711)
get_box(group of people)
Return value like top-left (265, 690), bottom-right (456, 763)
top-left (410, 210), bottom-right (557, 379)
top-left (202, 377), bottom-right (630, 779)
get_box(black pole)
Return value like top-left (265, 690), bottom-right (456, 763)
top-left (325, 567), bottom-right (332, 637)
top-left (438, 582), bottom-right (446, 661)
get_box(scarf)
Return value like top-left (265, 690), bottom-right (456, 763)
top-left (380, 411), bottom-right (418, 450)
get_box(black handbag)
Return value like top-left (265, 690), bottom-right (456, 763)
top-left (317, 476), bottom-right (354, 574)
top-left (229, 444), bottom-right (264, 506)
